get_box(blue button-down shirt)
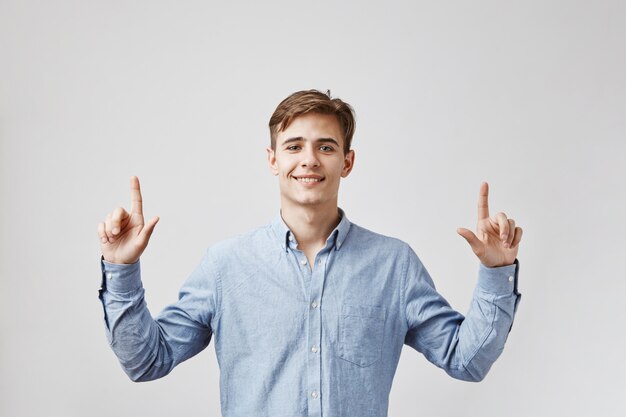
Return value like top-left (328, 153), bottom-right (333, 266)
top-left (99, 210), bottom-right (521, 417)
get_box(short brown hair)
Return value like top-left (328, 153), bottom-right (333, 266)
top-left (269, 89), bottom-right (356, 154)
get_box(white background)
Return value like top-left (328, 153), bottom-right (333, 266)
top-left (1, 1), bottom-right (625, 416)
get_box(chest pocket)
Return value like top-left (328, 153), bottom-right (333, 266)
top-left (338, 304), bottom-right (386, 367)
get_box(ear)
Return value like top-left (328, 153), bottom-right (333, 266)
top-left (341, 149), bottom-right (355, 178)
top-left (267, 147), bottom-right (279, 176)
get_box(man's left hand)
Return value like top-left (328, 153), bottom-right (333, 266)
top-left (457, 182), bottom-right (523, 268)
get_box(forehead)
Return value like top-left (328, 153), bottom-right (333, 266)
top-left (277, 113), bottom-right (344, 145)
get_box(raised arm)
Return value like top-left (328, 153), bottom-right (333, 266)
top-left (97, 177), bottom-right (214, 382)
top-left (404, 182), bottom-right (522, 381)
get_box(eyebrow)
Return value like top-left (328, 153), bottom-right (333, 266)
top-left (282, 137), bottom-right (340, 147)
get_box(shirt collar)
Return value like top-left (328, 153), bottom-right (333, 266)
top-left (270, 208), bottom-right (351, 252)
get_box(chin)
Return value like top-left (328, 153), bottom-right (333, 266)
top-left (280, 188), bottom-right (337, 208)
top-left (285, 194), bottom-right (325, 207)
top-left (296, 198), bottom-right (324, 206)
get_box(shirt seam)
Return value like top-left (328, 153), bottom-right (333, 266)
top-left (400, 244), bottom-right (411, 331)
top-left (201, 248), bottom-right (223, 325)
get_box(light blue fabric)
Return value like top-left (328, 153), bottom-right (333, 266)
top-left (99, 210), bottom-right (521, 417)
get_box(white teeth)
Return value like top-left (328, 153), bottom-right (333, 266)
top-left (296, 177), bottom-right (321, 183)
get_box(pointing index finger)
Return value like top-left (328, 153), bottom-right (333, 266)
top-left (477, 182), bottom-right (489, 220)
top-left (130, 176), bottom-right (143, 216)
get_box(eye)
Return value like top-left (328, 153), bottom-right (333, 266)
top-left (319, 145), bottom-right (334, 152)
top-left (286, 145), bottom-right (301, 151)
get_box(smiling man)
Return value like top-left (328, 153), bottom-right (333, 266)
top-left (268, 110), bottom-right (355, 267)
top-left (97, 89), bottom-right (523, 417)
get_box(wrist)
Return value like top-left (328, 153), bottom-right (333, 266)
top-left (102, 254), bottom-right (139, 265)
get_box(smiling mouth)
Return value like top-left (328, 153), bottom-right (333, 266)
top-left (293, 176), bottom-right (324, 183)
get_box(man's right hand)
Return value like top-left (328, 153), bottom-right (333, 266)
top-left (97, 176), bottom-right (159, 264)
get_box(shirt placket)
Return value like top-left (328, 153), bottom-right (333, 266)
top-left (307, 250), bottom-right (329, 417)
top-left (288, 235), bottom-right (329, 417)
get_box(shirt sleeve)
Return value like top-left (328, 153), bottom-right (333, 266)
top-left (403, 246), bottom-right (521, 382)
top-left (98, 250), bottom-right (218, 382)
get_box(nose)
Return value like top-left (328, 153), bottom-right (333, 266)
top-left (300, 145), bottom-right (320, 168)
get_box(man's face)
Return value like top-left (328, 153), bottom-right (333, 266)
top-left (267, 113), bottom-right (355, 209)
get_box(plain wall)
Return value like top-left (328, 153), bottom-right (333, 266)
top-left (1, 1), bottom-right (625, 416)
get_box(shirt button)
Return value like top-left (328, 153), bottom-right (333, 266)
top-left (106, 273), bottom-right (113, 280)
top-left (508, 276), bottom-right (514, 282)
top-left (311, 390), bottom-right (320, 399)
top-left (311, 345), bottom-right (319, 353)
top-left (311, 301), bottom-right (319, 309)
top-left (288, 235), bottom-right (293, 241)
top-left (300, 259), bottom-right (307, 265)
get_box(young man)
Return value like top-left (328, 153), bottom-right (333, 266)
top-left (97, 90), bottom-right (523, 417)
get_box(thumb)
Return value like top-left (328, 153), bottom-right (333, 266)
top-left (139, 216), bottom-right (160, 243)
top-left (457, 227), bottom-right (482, 255)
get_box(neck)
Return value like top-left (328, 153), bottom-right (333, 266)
top-left (280, 200), bottom-right (341, 249)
